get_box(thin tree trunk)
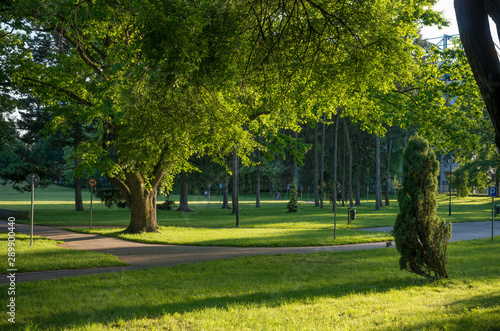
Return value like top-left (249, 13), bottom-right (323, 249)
top-left (256, 164), bottom-right (261, 208)
top-left (385, 137), bottom-right (392, 206)
top-left (232, 147), bottom-right (239, 214)
top-left (314, 123), bottom-right (320, 207)
top-left (222, 180), bottom-right (230, 209)
top-left (320, 114), bottom-right (326, 208)
top-left (333, 113), bottom-right (340, 239)
top-left (342, 133), bottom-right (346, 207)
top-left (355, 172), bottom-right (361, 206)
top-left (344, 121), bottom-right (353, 207)
top-left (375, 135), bottom-right (382, 210)
top-left (74, 176), bottom-right (84, 211)
top-left (256, 140), bottom-right (261, 208)
top-left (73, 122), bottom-right (84, 211)
top-left (177, 171), bottom-right (193, 212)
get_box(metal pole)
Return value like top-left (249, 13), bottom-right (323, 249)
top-left (449, 163), bottom-right (452, 216)
top-left (30, 181), bottom-right (34, 247)
top-left (89, 186), bottom-right (93, 229)
top-left (492, 195), bottom-right (495, 241)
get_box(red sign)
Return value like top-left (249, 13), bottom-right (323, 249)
top-left (88, 178), bottom-right (97, 187)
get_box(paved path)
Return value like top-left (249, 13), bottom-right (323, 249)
top-left (0, 220), bottom-right (497, 283)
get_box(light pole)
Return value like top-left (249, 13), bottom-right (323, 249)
top-left (448, 156), bottom-right (454, 216)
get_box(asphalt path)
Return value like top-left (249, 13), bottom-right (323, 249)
top-left (0, 220), bottom-right (498, 283)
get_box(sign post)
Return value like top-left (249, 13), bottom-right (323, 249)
top-left (88, 178), bottom-right (97, 229)
top-left (488, 187), bottom-right (497, 241)
top-left (26, 173), bottom-right (40, 247)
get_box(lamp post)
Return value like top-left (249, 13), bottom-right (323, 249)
top-left (448, 156), bottom-right (454, 216)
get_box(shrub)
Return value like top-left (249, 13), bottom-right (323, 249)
top-left (393, 136), bottom-right (452, 279)
top-left (287, 183), bottom-right (300, 213)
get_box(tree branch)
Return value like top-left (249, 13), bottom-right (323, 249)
top-left (21, 76), bottom-right (92, 106)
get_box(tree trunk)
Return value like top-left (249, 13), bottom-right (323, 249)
top-left (344, 120), bottom-right (353, 207)
top-left (333, 112), bottom-right (340, 239)
top-left (74, 176), bottom-right (84, 211)
top-left (256, 162), bottom-right (261, 208)
top-left (385, 137), bottom-right (392, 206)
top-left (256, 136), bottom-right (261, 208)
top-left (232, 147), bottom-right (239, 214)
top-left (313, 123), bottom-right (320, 207)
top-left (222, 180), bottom-right (230, 209)
top-left (455, 0), bottom-right (500, 149)
top-left (341, 133), bottom-right (346, 207)
top-left (109, 171), bottom-right (159, 234)
top-left (375, 135), bottom-right (382, 210)
top-left (320, 114), bottom-right (326, 208)
top-left (177, 171), bottom-right (193, 212)
top-left (73, 122), bottom-right (84, 211)
top-left (355, 172), bottom-right (361, 206)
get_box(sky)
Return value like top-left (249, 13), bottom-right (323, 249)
top-left (420, 0), bottom-right (499, 46)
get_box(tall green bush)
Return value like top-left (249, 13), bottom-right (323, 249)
top-left (287, 182), bottom-right (300, 213)
top-left (394, 136), bottom-right (452, 279)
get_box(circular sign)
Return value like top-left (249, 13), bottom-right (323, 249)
top-left (88, 178), bottom-right (97, 187)
top-left (26, 173), bottom-right (40, 185)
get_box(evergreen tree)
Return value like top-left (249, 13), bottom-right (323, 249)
top-left (286, 182), bottom-right (300, 213)
top-left (394, 136), bottom-right (452, 279)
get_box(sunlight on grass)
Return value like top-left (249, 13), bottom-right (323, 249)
top-left (0, 233), bottom-right (127, 272)
top-left (70, 226), bottom-right (394, 247)
top-left (1, 238), bottom-right (498, 330)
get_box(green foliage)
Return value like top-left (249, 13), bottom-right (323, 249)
top-left (286, 182), bottom-right (300, 213)
top-left (453, 167), bottom-right (471, 198)
top-left (95, 188), bottom-right (129, 209)
top-left (394, 135), bottom-right (452, 279)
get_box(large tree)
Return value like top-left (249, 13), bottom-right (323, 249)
top-left (455, 0), bottom-right (500, 149)
top-left (1, 0), bottom-right (449, 233)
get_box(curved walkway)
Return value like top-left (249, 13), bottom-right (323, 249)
top-left (0, 220), bottom-right (498, 283)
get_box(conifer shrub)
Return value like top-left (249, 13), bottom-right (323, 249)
top-left (287, 183), bottom-right (300, 213)
top-left (394, 136), bottom-right (452, 279)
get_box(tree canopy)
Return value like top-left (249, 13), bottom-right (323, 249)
top-left (1, 0), bottom-right (464, 232)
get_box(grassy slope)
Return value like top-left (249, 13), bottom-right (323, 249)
top-left (0, 238), bottom-right (498, 330)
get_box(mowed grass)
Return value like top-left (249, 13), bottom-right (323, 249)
top-left (1, 238), bottom-right (498, 330)
top-left (1, 185), bottom-right (497, 246)
top-left (0, 185), bottom-right (495, 229)
top-left (73, 226), bottom-right (393, 247)
top-left (0, 233), bottom-right (127, 272)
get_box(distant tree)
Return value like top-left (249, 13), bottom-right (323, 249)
top-left (394, 136), bottom-right (452, 279)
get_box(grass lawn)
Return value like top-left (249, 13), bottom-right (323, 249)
top-left (1, 185), bottom-right (496, 246)
top-left (72, 226), bottom-right (393, 247)
top-left (0, 238), bottom-right (498, 330)
top-left (0, 233), bottom-right (127, 273)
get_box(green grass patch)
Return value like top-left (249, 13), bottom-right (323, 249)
top-left (0, 233), bottom-right (127, 272)
top-left (70, 226), bottom-right (393, 247)
top-left (1, 238), bottom-right (499, 330)
top-left (1, 185), bottom-right (497, 247)
top-left (1, 186), bottom-right (495, 229)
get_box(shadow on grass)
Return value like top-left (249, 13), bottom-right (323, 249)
top-left (3, 240), bottom-right (500, 330)
top-left (11, 251), bottom-right (416, 329)
top-left (70, 227), bottom-right (392, 247)
top-left (404, 293), bottom-right (500, 331)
